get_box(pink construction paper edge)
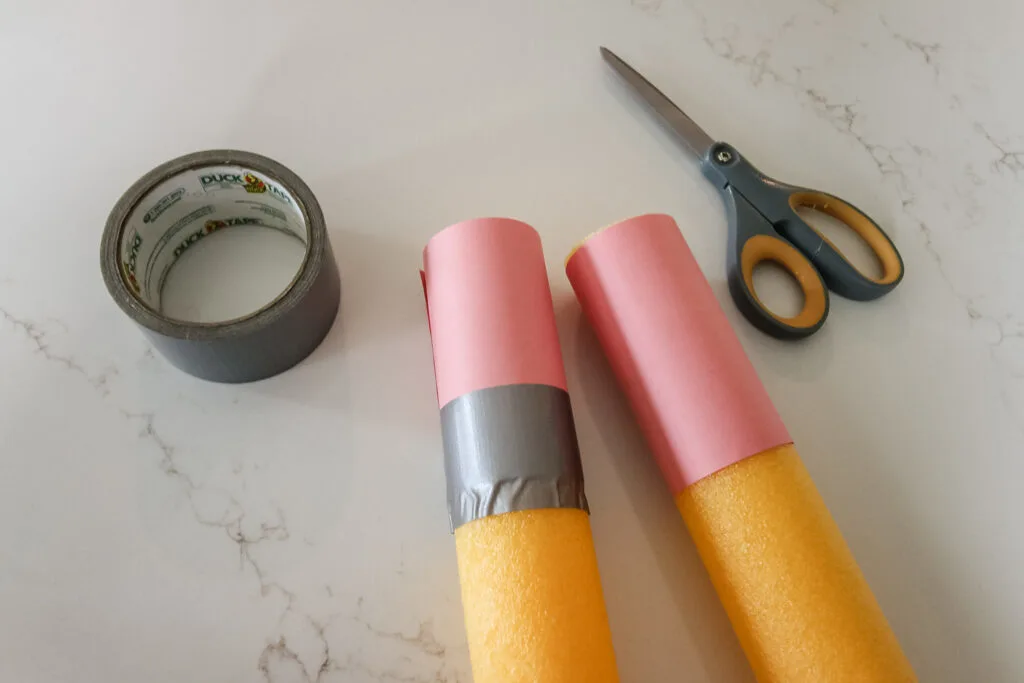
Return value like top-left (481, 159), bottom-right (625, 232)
top-left (423, 217), bottom-right (567, 408)
top-left (566, 213), bottom-right (791, 491)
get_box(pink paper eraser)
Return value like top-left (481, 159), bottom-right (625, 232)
top-left (565, 214), bottom-right (792, 492)
top-left (423, 218), bottom-right (567, 408)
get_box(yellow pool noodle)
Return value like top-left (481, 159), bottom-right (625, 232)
top-left (677, 444), bottom-right (916, 682)
top-left (454, 507), bottom-right (620, 683)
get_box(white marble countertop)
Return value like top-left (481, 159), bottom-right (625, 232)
top-left (2, 1), bottom-right (1022, 681)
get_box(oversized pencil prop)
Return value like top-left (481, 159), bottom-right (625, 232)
top-left (566, 214), bottom-right (915, 683)
top-left (422, 217), bottom-right (620, 683)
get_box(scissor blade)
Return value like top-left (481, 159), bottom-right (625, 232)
top-left (600, 47), bottom-right (715, 159)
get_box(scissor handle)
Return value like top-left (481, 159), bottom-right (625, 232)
top-left (778, 190), bottom-right (904, 301)
top-left (723, 185), bottom-right (831, 339)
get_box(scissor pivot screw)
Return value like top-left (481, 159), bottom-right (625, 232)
top-left (715, 149), bottom-right (733, 163)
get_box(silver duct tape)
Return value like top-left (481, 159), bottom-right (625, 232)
top-left (441, 383), bottom-right (589, 530)
top-left (101, 150), bottom-right (340, 382)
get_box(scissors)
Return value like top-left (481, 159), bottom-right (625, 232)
top-left (600, 47), bottom-right (904, 340)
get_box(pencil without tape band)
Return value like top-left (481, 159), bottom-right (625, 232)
top-left (566, 214), bottom-right (915, 682)
top-left (423, 217), bottom-right (619, 683)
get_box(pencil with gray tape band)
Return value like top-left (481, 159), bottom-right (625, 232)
top-left (423, 217), bottom-right (619, 683)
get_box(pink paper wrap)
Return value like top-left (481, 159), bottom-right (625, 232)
top-left (565, 214), bottom-right (791, 492)
top-left (423, 217), bottom-right (567, 407)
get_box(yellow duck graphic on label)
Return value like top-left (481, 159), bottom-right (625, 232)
top-left (243, 173), bottom-right (267, 194)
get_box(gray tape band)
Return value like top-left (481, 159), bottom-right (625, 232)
top-left (101, 150), bottom-right (340, 383)
top-left (441, 383), bottom-right (589, 530)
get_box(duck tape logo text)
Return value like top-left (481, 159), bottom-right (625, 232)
top-left (122, 233), bottom-right (143, 293)
top-left (173, 217), bottom-right (264, 258)
top-left (199, 172), bottom-right (292, 204)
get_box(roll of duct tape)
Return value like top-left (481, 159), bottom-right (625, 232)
top-left (101, 150), bottom-right (340, 382)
